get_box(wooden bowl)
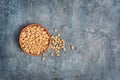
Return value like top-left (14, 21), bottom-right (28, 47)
top-left (19, 24), bottom-right (51, 56)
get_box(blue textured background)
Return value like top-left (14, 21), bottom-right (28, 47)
top-left (0, 0), bottom-right (120, 80)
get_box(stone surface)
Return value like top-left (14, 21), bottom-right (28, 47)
top-left (0, 0), bottom-right (120, 80)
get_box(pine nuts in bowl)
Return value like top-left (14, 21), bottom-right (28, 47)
top-left (19, 24), bottom-right (50, 56)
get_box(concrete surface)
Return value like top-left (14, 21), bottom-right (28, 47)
top-left (0, 0), bottom-right (120, 80)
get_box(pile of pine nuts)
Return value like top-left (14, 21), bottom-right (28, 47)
top-left (41, 28), bottom-right (76, 61)
top-left (50, 35), bottom-right (65, 56)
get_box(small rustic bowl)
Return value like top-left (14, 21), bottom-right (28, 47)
top-left (19, 24), bottom-right (51, 56)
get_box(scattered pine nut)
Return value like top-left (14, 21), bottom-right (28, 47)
top-left (70, 45), bottom-right (75, 50)
top-left (61, 46), bottom-right (64, 49)
top-left (70, 45), bottom-right (76, 50)
top-left (56, 53), bottom-right (60, 56)
top-left (63, 48), bottom-right (66, 51)
top-left (41, 56), bottom-right (45, 61)
top-left (50, 53), bottom-right (54, 56)
top-left (54, 28), bottom-right (57, 32)
top-left (57, 33), bottom-right (60, 37)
